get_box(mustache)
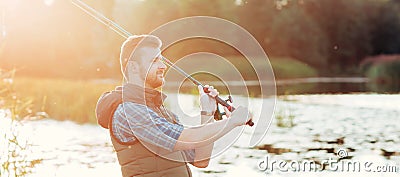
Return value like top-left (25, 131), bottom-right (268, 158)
top-left (156, 70), bottom-right (164, 75)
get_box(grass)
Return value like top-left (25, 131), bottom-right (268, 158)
top-left (12, 77), bottom-right (117, 124)
top-left (275, 106), bottom-right (296, 128)
top-left (268, 57), bottom-right (318, 79)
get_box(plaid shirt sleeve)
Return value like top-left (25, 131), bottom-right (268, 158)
top-left (172, 112), bottom-right (196, 162)
top-left (113, 102), bottom-right (184, 151)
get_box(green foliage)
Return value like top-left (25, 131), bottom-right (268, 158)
top-left (2, 0), bottom-right (399, 79)
top-left (303, 0), bottom-right (379, 73)
top-left (371, 0), bottom-right (400, 54)
top-left (269, 57), bottom-right (318, 79)
top-left (166, 55), bottom-right (317, 82)
top-left (268, 1), bottom-right (329, 68)
top-left (360, 55), bottom-right (400, 92)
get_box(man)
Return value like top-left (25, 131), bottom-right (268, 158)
top-left (95, 35), bottom-right (252, 177)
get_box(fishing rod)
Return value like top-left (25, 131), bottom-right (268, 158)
top-left (71, 0), bottom-right (254, 126)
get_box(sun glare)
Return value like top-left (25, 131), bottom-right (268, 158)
top-left (2, 28), bottom-right (5, 38)
top-left (43, 0), bottom-right (54, 6)
top-left (1, 10), bottom-right (5, 37)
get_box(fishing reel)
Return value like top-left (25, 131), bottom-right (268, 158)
top-left (214, 95), bottom-right (233, 121)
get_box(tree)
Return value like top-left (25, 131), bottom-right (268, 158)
top-left (303, 0), bottom-right (376, 73)
top-left (236, 0), bottom-right (276, 53)
top-left (371, 0), bottom-right (400, 55)
top-left (268, 0), bottom-right (329, 68)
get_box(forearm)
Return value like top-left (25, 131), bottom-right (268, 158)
top-left (190, 143), bottom-right (213, 167)
top-left (192, 115), bottom-right (215, 164)
top-left (174, 118), bottom-right (235, 151)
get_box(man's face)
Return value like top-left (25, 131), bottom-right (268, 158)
top-left (138, 47), bottom-right (166, 89)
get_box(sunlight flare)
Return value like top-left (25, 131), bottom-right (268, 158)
top-left (43, 0), bottom-right (54, 6)
top-left (1, 9), bottom-right (5, 38)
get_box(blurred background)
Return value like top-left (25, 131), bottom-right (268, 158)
top-left (0, 0), bottom-right (400, 177)
top-left (1, 0), bottom-right (400, 121)
top-left (1, 0), bottom-right (400, 80)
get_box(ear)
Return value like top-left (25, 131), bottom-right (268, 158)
top-left (127, 61), bottom-right (140, 74)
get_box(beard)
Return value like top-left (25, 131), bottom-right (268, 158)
top-left (140, 67), bottom-right (164, 89)
top-left (146, 75), bottom-right (164, 89)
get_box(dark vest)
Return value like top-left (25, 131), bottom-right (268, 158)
top-left (96, 84), bottom-right (191, 177)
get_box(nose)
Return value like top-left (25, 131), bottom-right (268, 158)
top-left (158, 60), bottom-right (167, 70)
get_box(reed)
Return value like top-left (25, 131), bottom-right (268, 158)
top-left (12, 77), bottom-right (118, 124)
top-left (1, 69), bottom-right (42, 177)
top-left (275, 105), bottom-right (296, 128)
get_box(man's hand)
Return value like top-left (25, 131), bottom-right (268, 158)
top-left (198, 85), bottom-right (218, 114)
top-left (228, 106), bottom-right (252, 127)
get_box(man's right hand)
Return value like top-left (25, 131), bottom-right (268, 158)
top-left (198, 85), bottom-right (218, 114)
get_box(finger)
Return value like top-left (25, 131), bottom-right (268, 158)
top-left (249, 111), bottom-right (253, 119)
top-left (198, 85), bottom-right (205, 95)
top-left (245, 109), bottom-right (253, 124)
top-left (206, 86), bottom-right (218, 97)
top-left (203, 85), bottom-right (211, 93)
top-left (209, 89), bottom-right (218, 97)
top-left (223, 106), bottom-right (232, 117)
top-left (208, 86), bottom-right (215, 93)
top-left (247, 111), bottom-right (253, 122)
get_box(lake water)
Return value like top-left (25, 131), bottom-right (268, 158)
top-left (164, 77), bottom-right (399, 97)
top-left (1, 93), bottom-right (399, 177)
